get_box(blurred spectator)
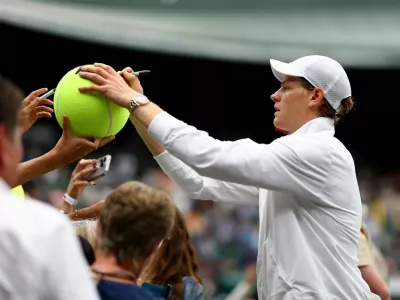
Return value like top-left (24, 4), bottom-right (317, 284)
top-left (139, 205), bottom-right (203, 299)
top-left (91, 181), bottom-right (175, 300)
top-left (0, 74), bottom-right (99, 300)
top-left (358, 224), bottom-right (390, 300)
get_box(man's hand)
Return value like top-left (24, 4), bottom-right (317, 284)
top-left (119, 67), bottom-right (144, 94)
top-left (79, 62), bottom-right (163, 130)
top-left (20, 88), bottom-right (53, 133)
top-left (52, 115), bottom-right (115, 166)
top-left (78, 63), bottom-right (138, 109)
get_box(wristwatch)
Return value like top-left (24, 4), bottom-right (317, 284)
top-left (129, 94), bottom-right (150, 114)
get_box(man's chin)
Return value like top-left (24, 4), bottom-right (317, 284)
top-left (273, 117), bottom-right (283, 129)
top-left (273, 119), bottom-right (289, 135)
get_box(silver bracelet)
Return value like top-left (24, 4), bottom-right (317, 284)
top-left (128, 97), bottom-right (139, 114)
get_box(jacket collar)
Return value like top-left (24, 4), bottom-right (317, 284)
top-left (292, 117), bottom-right (335, 136)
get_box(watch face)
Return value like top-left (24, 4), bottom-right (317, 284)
top-left (135, 95), bottom-right (149, 105)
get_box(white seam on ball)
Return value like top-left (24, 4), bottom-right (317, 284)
top-left (103, 99), bottom-right (112, 138)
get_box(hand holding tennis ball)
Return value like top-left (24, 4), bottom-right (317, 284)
top-left (78, 63), bottom-right (139, 109)
top-left (52, 115), bottom-right (114, 166)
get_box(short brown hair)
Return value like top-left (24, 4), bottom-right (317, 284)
top-left (0, 75), bottom-right (24, 138)
top-left (98, 181), bottom-right (175, 271)
top-left (299, 78), bottom-right (354, 123)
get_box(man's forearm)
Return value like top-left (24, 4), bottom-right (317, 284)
top-left (131, 102), bottom-right (164, 130)
top-left (130, 115), bottom-right (165, 156)
top-left (15, 149), bottom-right (64, 187)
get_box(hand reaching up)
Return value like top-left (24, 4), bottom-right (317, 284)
top-left (19, 88), bottom-right (53, 133)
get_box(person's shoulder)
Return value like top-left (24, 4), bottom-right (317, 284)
top-left (278, 129), bottom-right (354, 163)
top-left (0, 193), bottom-right (77, 277)
top-left (24, 197), bottom-right (65, 218)
top-left (24, 197), bottom-right (71, 227)
top-left (273, 133), bottom-right (333, 164)
top-left (98, 280), bottom-right (163, 300)
top-left (0, 195), bottom-right (71, 239)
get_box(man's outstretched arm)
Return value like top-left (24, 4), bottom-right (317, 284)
top-left (78, 63), bottom-right (330, 196)
top-left (117, 69), bottom-right (259, 205)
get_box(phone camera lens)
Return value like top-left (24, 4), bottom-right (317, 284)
top-left (100, 158), bottom-right (106, 168)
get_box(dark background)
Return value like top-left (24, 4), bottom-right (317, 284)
top-left (0, 21), bottom-right (397, 174)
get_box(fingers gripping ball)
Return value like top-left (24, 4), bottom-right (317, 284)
top-left (54, 65), bottom-right (130, 138)
top-left (11, 185), bottom-right (24, 200)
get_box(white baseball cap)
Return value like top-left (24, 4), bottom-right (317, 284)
top-left (270, 55), bottom-right (351, 112)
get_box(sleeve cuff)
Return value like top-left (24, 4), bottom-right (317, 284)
top-left (154, 151), bottom-right (182, 171)
top-left (148, 111), bottom-right (185, 144)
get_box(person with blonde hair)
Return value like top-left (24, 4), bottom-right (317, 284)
top-left (73, 220), bottom-right (97, 248)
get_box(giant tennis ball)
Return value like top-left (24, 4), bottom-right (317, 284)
top-left (11, 185), bottom-right (24, 199)
top-left (54, 65), bottom-right (130, 138)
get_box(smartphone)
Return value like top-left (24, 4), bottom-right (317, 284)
top-left (84, 155), bottom-right (112, 181)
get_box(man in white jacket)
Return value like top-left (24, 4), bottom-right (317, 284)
top-left (79, 56), bottom-right (379, 299)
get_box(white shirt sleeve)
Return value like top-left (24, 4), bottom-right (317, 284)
top-left (149, 112), bottom-right (331, 198)
top-left (155, 151), bottom-right (259, 205)
top-left (42, 219), bottom-right (100, 300)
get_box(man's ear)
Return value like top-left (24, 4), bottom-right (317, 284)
top-left (309, 87), bottom-right (325, 110)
